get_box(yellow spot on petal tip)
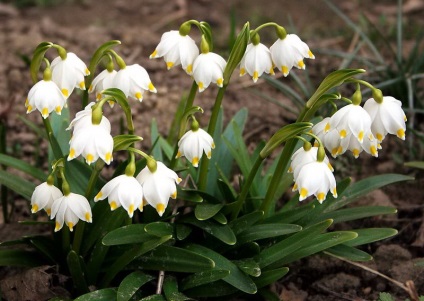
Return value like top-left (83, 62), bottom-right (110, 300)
top-left (253, 71), bottom-right (259, 82)
top-left (308, 50), bottom-right (315, 59)
top-left (54, 222), bottom-right (61, 232)
top-left (176, 151), bottom-right (182, 158)
top-left (300, 188), bottom-right (308, 199)
top-left (171, 191), bottom-right (177, 199)
top-left (240, 68), bottom-right (246, 76)
top-left (211, 142), bottom-right (216, 149)
top-left (370, 146), bottom-right (378, 157)
top-left (128, 204), bottom-right (135, 217)
top-left (198, 82), bottom-right (204, 91)
top-left (41, 108), bottom-right (49, 118)
top-left (376, 133), bottom-right (383, 142)
top-left (166, 62), bottom-right (174, 70)
top-left (358, 131), bottom-right (364, 142)
top-left (68, 222), bottom-right (74, 232)
top-left (55, 106), bottom-right (62, 114)
top-left (26, 105), bottom-right (33, 114)
top-left (46, 208), bottom-right (51, 216)
top-left (86, 154), bottom-right (94, 164)
top-left (186, 64), bottom-right (193, 74)
top-left (324, 123), bottom-right (331, 133)
top-left (85, 212), bottom-right (91, 222)
top-left (150, 50), bottom-right (158, 58)
top-left (31, 204), bottom-right (39, 213)
top-left (69, 148), bottom-right (76, 159)
top-left (105, 152), bottom-right (112, 164)
top-left (85, 68), bottom-right (90, 75)
top-left (177, 177), bottom-right (182, 184)
top-left (339, 129), bottom-right (347, 139)
top-left (353, 149), bottom-right (360, 158)
top-left (397, 129), bottom-right (405, 140)
top-left (94, 191), bottom-right (103, 201)
top-left (207, 151), bottom-right (212, 159)
top-left (282, 66), bottom-right (289, 76)
top-left (135, 92), bottom-right (142, 100)
top-left (298, 60), bottom-right (305, 69)
top-left (110, 201), bottom-right (117, 210)
top-left (216, 78), bottom-right (223, 86)
top-left (292, 183), bottom-right (298, 191)
top-left (148, 82), bottom-right (157, 93)
top-left (317, 192), bottom-right (325, 203)
top-left (25, 98), bottom-right (29, 107)
top-left (332, 188), bottom-right (338, 198)
top-left (79, 82), bottom-right (86, 89)
top-left (156, 203), bottom-right (165, 216)
top-left (61, 89), bottom-right (69, 98)
top-left (192, 157), bottom-right (199, 167)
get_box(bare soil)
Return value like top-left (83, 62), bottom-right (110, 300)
top-left (1, 0), bottom-right (424, 300)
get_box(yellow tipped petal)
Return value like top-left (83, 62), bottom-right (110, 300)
top-left (55, 106), bottom-right (62, 114)
top-left (31, 204), bottom-right (39, 213)
top-left (332, 188), bottom-right (338, 198)
top-left (156, 203), bottom-right (165, 215)
top-left (327, 163), bottom-right (334, 171)
top-left (192, 157), bottom-right (199, 167)
top-left (86, 154), bottom-right (94, 164)
top-left (216, 78), bottom-right (223, 86)
top-left (166, 61), bottom-right (174, 69)
top-left (110, 201), bottom-right (118, 210)
top-left (269, 67), bottom-right (275, 75)
top-left (240, 68), bottom-right (246, 76)
top-left (397, 128), bottom-right (405, 140)
top-left (317, 192), bottom-right (325, 203)
top-left (297, 60), bottom-right (305, 69)
top-left (253, 71), bottom-right (259, 82)
top-left (128, 204), bottom-right (135, 216)
top-left (211, 142), bottom-right (215, 149)
top-left (46, 208), bottom-right (51, 216)
top-left (85, 68), bottom-right (90, 75)
top-left (61, 88), bottom-right (69, 98)
top-left (292, 183), bottom-right (298, 191)
top-left (339, 129), bottom-right (347, 139)
top-left (186, 64), bottom-right (193, 74)
top-left (85, 212), bottom-right (91, 222)
top-left (142, 199), bottom-right (148, 206)
top-left (308, 50), bottom-right (315, 59)
top-left (376, 133), bottom-right (383, 142)
top-left (282, 66), bottom-right (289, 76)
top-left (288, 166), bottom-right (293, 173)
top-left (337, 146), bottom-right (343, 155)
top-left (150, 49), bottom-right (158, 58)
top-left (352, 148), bottom-right (360, 158)
top-left (300, 188), bottom-right (308, 199)
top-left (370, 145), bottom-right (378, 157)
top-left (41, 107), bottom-right (49, 118)
top-left (358, 131), bottom-right (364, 142)
top-left (95, 191), bottom-right (103, 201)
top-left (25, 98), bottom-right (29, 107)
top-left (105, 152), bottom-right (112, 164)
top-left (198, 82), bottom-right (204, 91)
top-left (176, 151), bottom-right (182, 158)
top-left (67, 222), bottom-right (74, 232)
top-left (331, 147), bottom-right (339, 157)
top-left (148, 82), bottom-right (156, 92)
top-left (139, 201), bottom-right (144, 211)
top-left (207, 151), bottom-right (212, 159)
top-left (79, 81), bottom-right (86, 89)
top-left (96, 93), bottom-right (102, 100)
top-left (324, 123), bottom-right (331, 133)
top-left (177, 177), bottom-right (182, 184)
top-left (171, 191), bottom-right (177, 199)
top-left (69, 148), bottom-right (76, 159)
top-left (135, 92), bottom-right (142, 100)
top-left (55, 221), bottom-right (61, 232)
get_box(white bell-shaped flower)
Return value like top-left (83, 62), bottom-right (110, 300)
top-left (89, 69), bottom-right (117, 101)
top-left (312, 118), bottom-right (343, 158)
top-left (363, 96), bottom-right (406, 142)
top-left (270, 34), bottom-right (314, 77)
top-left (192, 52), bottom-right (227, 92)
top-left (341, 130), bottom-right (379, 158)
top-left (150, 30), bottom-right (199, 75)
top-left (31, 182), bottom-right (63, 216)
top-left (95, 175), bottom-right (144, 218)
top-left (112, 64), bottom-right (157, 102)
top-left (176, 128), bottom-right (215, 167)
top-left (239, 43), bottom-right (274, 82)
top-left (67, 102), bottom-right (111, 133)
top-left (50, 192), bottom-right (92, 232)
top-left (136, 161), bottom-right (181, 216)
top-left (293, 160), bottom-right (337, 203)
top-left (289, 146), bottom-right (333, 179)
top-left (26, 79), bottom-right (66, 119)
top-left (327, 104), bottom-right (373, 144)
top-left (51, 52), bottom-right (90, 98)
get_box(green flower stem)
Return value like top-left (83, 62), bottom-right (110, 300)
top-left (170, 81), bottom-right (198, 169)
top-left (198, 84), bottom-right (227, 190)
top-left (42, 118), bottom-right (63, 159)
top-left (231, 155), bottom-right (264, 219)
top-left (260, 107), bottom-right (309, 217)
top-left (72, 160), bottom-right (105, 255)
top-left (251, 22), bottom-right (286, 39)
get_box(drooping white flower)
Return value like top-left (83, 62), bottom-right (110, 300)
top-left (94, 175), bottom-right (144, 218)
top-left (176, 128), bottom-right (215, 167)
top-left (89, 69), bottom-right (117, 101)
top-left (270, 34), bottom-right (315, 77)
top-left (239, 43), bottom-right (274, 82)
top-left (68, 104), bottom-right (113, 165)
top-left (26, 79), bottom-right (66, 119)
top-left (50, 193), bottom-right (92, 232)
top-left (327, 104), bottom-right (373, 144)
top-left (363, 96), bottom-right (406, 142)
top-left (136, 161), bottom-right (181, 216)
top-left (51, 52), bottom-right (90, 98)
top-left (67, 102), bottom-right (111, 133)
top-left (293, 160), bottom-right (337, 203)
top-left (289, 146), bottom-right (333, 179)
top-left (192, 52), bottom-right (227, 92)
top-left (30, 182), bottom-right (63, 216)
top-left (112, 64), bottom-right (157, 102)
top-left (150, 30), bottom-right (199, 75)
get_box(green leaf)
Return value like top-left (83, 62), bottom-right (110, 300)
top-left (184, 280), bottom-right (238, 298)
top-left (233, 258), bottom-right (261, 277)
top-left (195, 203), bottom-right (224, 220)
top-left (177, 188), bottom-right (203, 203)
top-left (163, 276), bottom-right (192, 301)
top-left (325, 174), bottom-right (413, 212)
top-left (74, 288), bottom-right (118, 301)
top-left (132, 245), bottom-right (214, 273)
top-left (237, 224), bottom-right (302, 245)
top-left (257, 219), bottom-right (333, 268)
top-left (180, 270), bottom-right (230, 291)
top-left (117, 271), bottom-right (154, 301)
top-left (113, 135), bottom-right (143, 152)
top-left (0, 169), bottom-right (35, 200)
top-left (325, 244), bottom-right (372, 261)
top-left (343, 228), bottom-right (398, 247)
top-left (317, 206), bottom-right (397, 224)
top-left (29, 236), bottom-right (59, 263)
top-left (144, 222), bottom-right (174, 237)
top-left (183, 216), bottom-right (236, 245)
top-left (229, 211), bottom-right (264, 235)
top-left (260, 122), bottom-right (313, 158)
top-left (175, 224), bottom-right (192, 240)
top-left (223, 22), bottom-right (249, 85)
top-left (272, 231), bottom-right (358, 267)
top-left (151, 119), bottom-right (163, 161)
top-left (186, 244), bottom-right (257, 294)
top-left (49, 105), bottom-right (71, 162)
top-left (405, 161), bottom-right (424, 169)
top-left (67, 250), bottom-right (89, 294)
top-left (0, 154), bottom-right (46, 181)
top-left (305, 69), bottom-right (366, 108)
top-left (139, 295), bottom-right (166, 301)
top-left (101, 235), bottom-right (172, 287)
top-left (264, 203), bottom-right (315, 224)
top-left (213, 212), bottom-right (227, 225)
top-left (0, 249), bottom-right (44, 267)
top-left (102, 224), bottom-right (154, 246)
top-left (253, 267), bottom-right (289, 289)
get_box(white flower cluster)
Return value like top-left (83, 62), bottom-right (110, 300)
top-left (313, 97), bottom-right (406, 159)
